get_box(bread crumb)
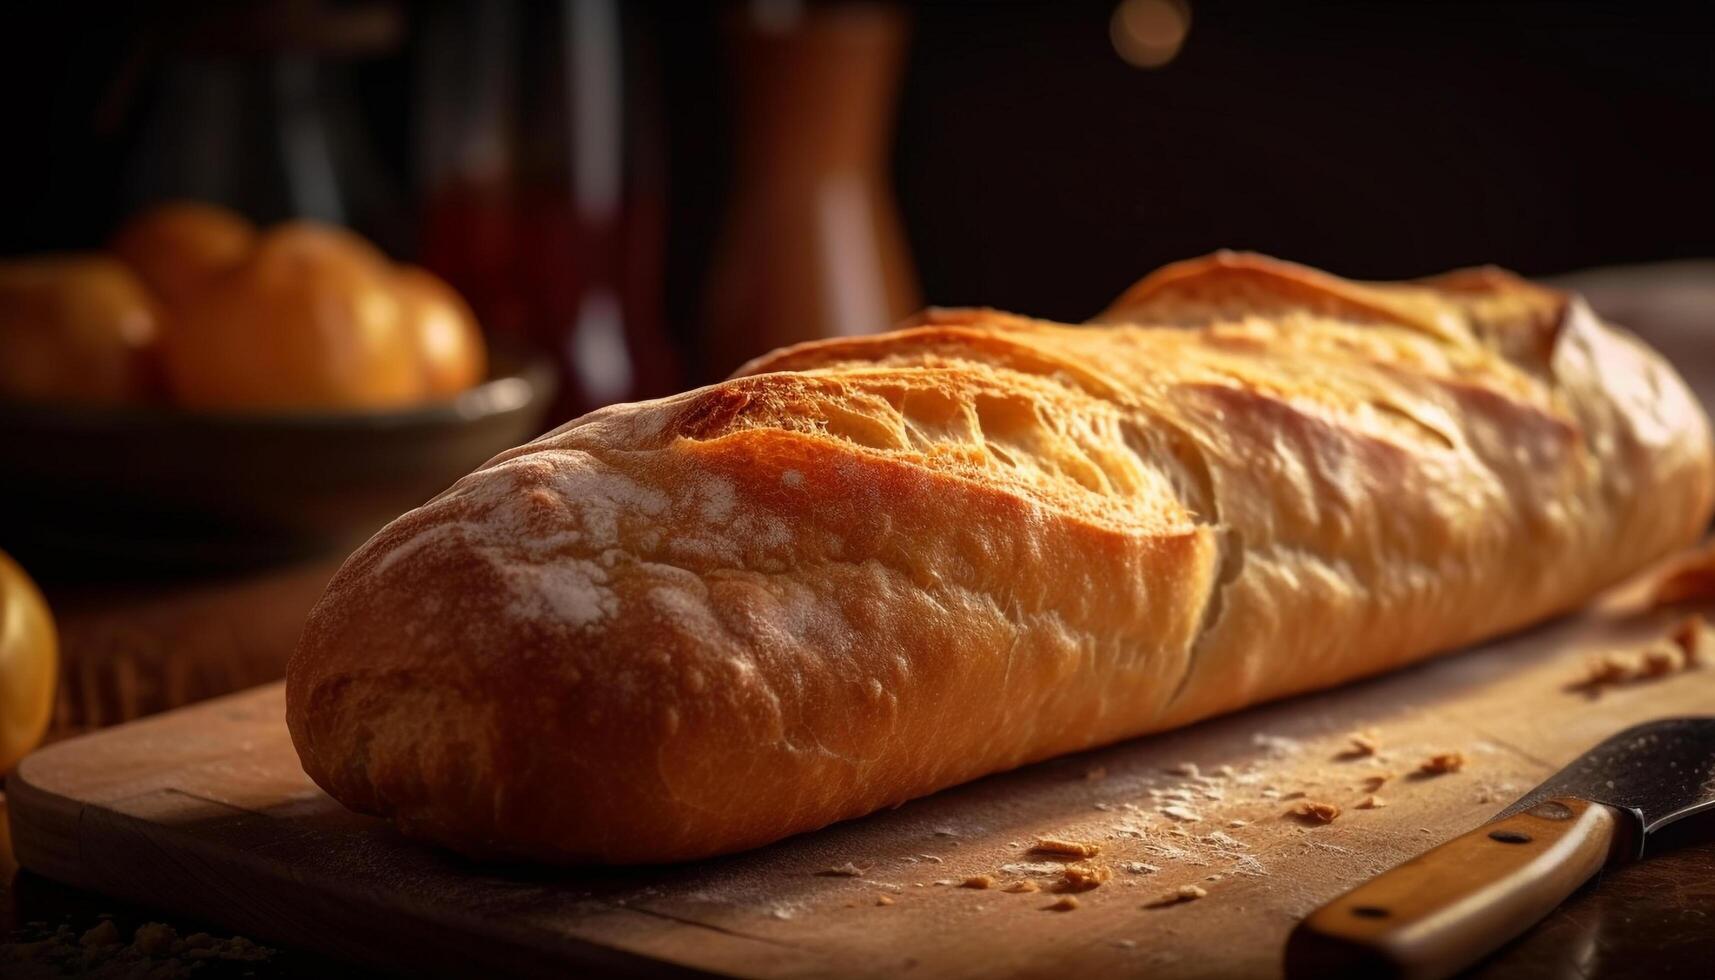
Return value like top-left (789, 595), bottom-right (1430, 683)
top-left (1002, 879), bottom-right (1041, 893)
top-left (1215, 765), bottom-right (1237, 778)
top-left (1420, 752), bottom-right (1466, 775)
top-left (819, 862), bottom-right (867, 877)
top-left (1337, 727), bottom-right (1378, 758)
top-left (961, 874), bottom-right (996, 890)
top-left (1044, 895), bottom-right (1081, 912)
top-left (1061, 862), bottom-right (1113, 892)
top-left (1227, 819), bottom-right (1249, 828)
top-left (1033, 837), bottom-right (1101, 858)
top-left (1168, 761), bottom-right (1200, 777)
top-left (1361, 773), bottom-right (1393, 791)
top-left (876, 894), bottom-right (895, 906)
top-left (1121, 861), bottom-right (1161, 874)
top-left (1671, 615), bottom-right (1709, 667)
top-left (1357, 795), bottom-right (1387, 809)
top-left (1148, 884), bottom-right (1208, 907)
top-left (1292, 801), bottom-right (1342, 824)
top-left (1641, 644), bottom-right (1686, 677)
top-left (1579, 620), bottom-right (1705, 692)
top-left (1586, 653), bottom-right (1637, 687)
top-left (1160, 805), bottom-right (1202, 822)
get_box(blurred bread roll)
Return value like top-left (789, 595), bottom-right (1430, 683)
top-left (110, 201), bottom-right (256, 308)
top-left (1, 204), bottom-right (491, 412)
top-left (394, 265), bottom-right (487, 398)
top-left (162, 222), bottom-right (423, 410)
top-left (0, 255), bottom-right (160, 405)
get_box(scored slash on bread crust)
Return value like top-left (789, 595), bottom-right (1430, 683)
top-left (286, 252), bottom-right (1715, 865)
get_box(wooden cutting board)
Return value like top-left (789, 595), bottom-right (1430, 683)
top-left (7, 574), bottom-right (1713, 979)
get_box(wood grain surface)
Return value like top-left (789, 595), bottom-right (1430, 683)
top-left (7, 571), bottom-right (1715, 979)
top-left (41, 558), bottom-right (341, 738)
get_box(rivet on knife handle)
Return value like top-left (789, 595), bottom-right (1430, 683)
top-left (1283, 797), bottom-right (1624, 980)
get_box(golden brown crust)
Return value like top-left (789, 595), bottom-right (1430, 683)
top-left (286, 253), bottom-right (1715, 864)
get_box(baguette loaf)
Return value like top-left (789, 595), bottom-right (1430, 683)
top-left (286, 253), bottom-right (1714, 864)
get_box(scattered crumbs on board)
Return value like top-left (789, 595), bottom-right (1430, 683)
top-left (1148, 885), bottom-right (1208, 908)
top-left (1642, 645), bottom-right (1686, 677)
top-left (1060, 863), bottom-right (1113, 892)
top-left (1291, 801), bottom-right (1342, 824)
top-left (1575, 616), bottom-right (1707, 695)
top-left (1032, 837), bottom-right (1101, 858)
top-left (1419, 752), bottom-right (1466, 775)
top-left (1671, 615), bottom-right (1708, 666)
top-left (1341, 729), bottom-right (1380, 758)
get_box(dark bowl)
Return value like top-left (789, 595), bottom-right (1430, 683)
top-left (0, 346), bottom-right (556, 579)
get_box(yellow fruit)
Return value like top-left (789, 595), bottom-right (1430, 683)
top-left (0, 549), bottom-right (57, 774)
top-left (162, 221), bottom-right (425, 410)
top-left (0, 254), bottom-right (161, 405)
top-left (395, 265), bottom-right (487, 398)
top-left (110, 201), bottom-right (256, 308)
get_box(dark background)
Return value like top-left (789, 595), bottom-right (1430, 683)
top-left (3, 0), bottom-right (1711, 333)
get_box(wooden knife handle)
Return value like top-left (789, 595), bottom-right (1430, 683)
top-left (1284, 796), bottom-right (1627, 980)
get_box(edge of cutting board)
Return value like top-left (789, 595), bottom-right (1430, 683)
top-left (6, 686), bottom-right (794, 978)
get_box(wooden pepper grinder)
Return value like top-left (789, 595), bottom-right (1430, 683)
top-left (702, 1), bottom-right (920, 379)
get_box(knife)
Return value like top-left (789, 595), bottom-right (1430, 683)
top-left (1284, 717), bottom-right (1715, 980)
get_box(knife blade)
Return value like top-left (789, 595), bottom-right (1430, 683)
top-left (1284, 717), bottom-right (1715, 980)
